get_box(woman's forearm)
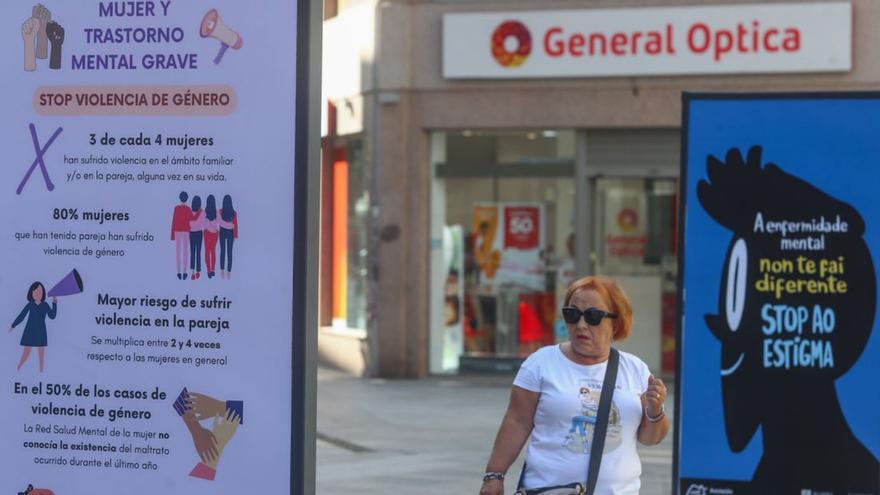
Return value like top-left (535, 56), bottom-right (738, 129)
top-left (637, 412), bottom-right (669, 445)
top-left (485, 413), bottom-right (532, 474)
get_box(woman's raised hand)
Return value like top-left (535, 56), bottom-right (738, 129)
top-left (643, 375), bottom-right (667, 416)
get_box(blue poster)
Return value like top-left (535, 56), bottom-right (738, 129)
top-left (677, 94), bottom-right (880, 495)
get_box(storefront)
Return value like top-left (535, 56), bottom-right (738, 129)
top-left (320, 0), bottom-right (860, 378)
top-left (428, 129), bottom-right (680, 374)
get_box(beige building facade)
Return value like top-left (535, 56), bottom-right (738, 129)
top-left (319, 0), bottom-right (875, 378)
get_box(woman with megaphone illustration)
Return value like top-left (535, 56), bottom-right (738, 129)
top-left (9, 281), bottom-right (56, 372)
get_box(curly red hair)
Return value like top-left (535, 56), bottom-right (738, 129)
top-left (564, 276), bottom-right (633, 341)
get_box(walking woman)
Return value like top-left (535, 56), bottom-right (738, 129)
top-left (219, 194), bottom-right (238, 279)
top-left (9, 282), bottom-right (57, 373)
top-left (201, 195), bottom-right (220, 279)
top-left (188, 195), bottom-right (204, 280)
top-left (480, 276), bottom-right (668, 495)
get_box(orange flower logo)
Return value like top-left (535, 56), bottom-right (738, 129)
top-left (491, 21), bottom-right (532, 68)
top-left (617, 208), bottom-right (639, 233)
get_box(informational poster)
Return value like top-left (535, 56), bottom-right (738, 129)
top-left (677, 94), bottom-right (880, 495)
top-left (602, 184), bottom-right (648, 268)
top-left (473, 203), bottom-right (545, 291)
top-left (472, 203), bottom-right (501, 285)
top-left (1, 1), bottom-right (307, 493)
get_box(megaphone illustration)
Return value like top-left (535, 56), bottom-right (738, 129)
top-left (200, 9), bottom-right (243, 65)
top-left (47, 269), bottom-right (83, 298)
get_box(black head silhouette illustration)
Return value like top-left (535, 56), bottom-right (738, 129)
top-left (697, 146), bottom-right (879, 493)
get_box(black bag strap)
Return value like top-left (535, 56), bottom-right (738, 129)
top-left (516, 347), bottom-right (620, 495)
top-left (586, 347), bottom-right (619, 495)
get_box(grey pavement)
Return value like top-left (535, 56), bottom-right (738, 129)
top-left (317, 366), bottom-right (675, 494)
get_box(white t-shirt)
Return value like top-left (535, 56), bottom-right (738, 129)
top-left (513, 345), bottom-right (651, 494)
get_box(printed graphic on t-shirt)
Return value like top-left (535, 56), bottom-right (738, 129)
top-left (562, 379), bottom-right (621, 454)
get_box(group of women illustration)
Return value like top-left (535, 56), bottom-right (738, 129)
top-left (171, 191), bottom-right (239, 280)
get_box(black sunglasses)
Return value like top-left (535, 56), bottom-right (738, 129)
top-left (561, 306), bottom-right (618, 326)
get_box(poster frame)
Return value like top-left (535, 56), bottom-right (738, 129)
top-left (0, 0), bottom-right (322, 491)
top-left (674, 90), bottom-right (880, 495)
top-left (291, 0), bottom-right (322, 493)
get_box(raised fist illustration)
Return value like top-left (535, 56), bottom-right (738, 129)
top-left (32, 4), bottom-right (51, 60)
top-left (21, 17), bottom-right (38, 71)
top-left (46, 20), bottom-right (64, 70)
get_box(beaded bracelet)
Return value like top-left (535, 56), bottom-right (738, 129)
top-left (645, 405), bottom-right (666, 423)
top-left (482, 472), bottom-right (505, 482)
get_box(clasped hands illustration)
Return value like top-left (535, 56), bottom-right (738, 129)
top-left (173, 387), bottom-right (244, 481)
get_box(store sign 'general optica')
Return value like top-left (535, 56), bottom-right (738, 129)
top-left (443, 2), bottom-right (851, 79)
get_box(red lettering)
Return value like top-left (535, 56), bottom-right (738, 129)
top-left (536, 22), bottom-right (796, 62)
top-left (738, 23), bottom-right (749, 52)
top-left (589, 33), bottom-right (607, 56)
top-left (715, 29), bottom-right (733, 61)
top-left (752, 21), bottom-right (760, 51)
top-left (646, 31), bottom-right (662, 55)
top-left (611, 33), bottom-right (627, 55)
top-left (631, 32), bottom-right (642, 55)
top-left (666, 23), bottom-right (676, 54)
top-left (569, 33), bottom-right (585, 56)
top-left (764, 28), bottom-right (780, 52)
top-left (782, 28), bottom-right (800, 51)
top-left (688, 23), bottom-right (711, 54)
top-left (611, 247), bottom-right (646, 256)
top-left (544, 27), bottom-right (564, 57)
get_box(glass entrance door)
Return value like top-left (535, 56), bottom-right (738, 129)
top-left (429, 130), bottom-right (577, 372)
top-left (592, 177), bottom-right (678, 374)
